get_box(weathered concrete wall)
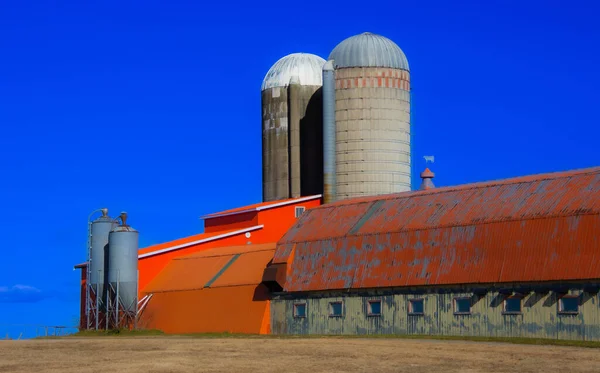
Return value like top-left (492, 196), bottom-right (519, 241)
top-left (271, 287), bottom-right (600, 341)
top-left (262, 87), bottom-right (289, 202)
top-left (262, 85), bottom-right (323, 202)
top-left (334, 67), bottom-right (411, 200)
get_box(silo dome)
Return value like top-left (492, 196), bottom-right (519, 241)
top-left (328, 32), bottom-right (409, 71)
top-left (261, 53), bottom-right (326, 91)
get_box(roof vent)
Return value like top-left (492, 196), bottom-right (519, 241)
top-left (419, 168), bottom-right (435, 190)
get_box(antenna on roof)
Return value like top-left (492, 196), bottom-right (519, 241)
top-left (423, 155), bottom-right (435, 164)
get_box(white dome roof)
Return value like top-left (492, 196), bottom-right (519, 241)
top-left (329, 32), bottom-right (409, 71)
top-left (261, 53), bottom-right (326, 91)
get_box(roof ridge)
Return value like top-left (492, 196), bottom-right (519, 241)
top-left (175, 248), bottom-right (276, 260)
top-left (322, 166), bottom-right (600, 208)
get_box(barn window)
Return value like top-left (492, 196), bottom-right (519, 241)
top-left (367, 300), bottom-right (382, 316)
top-left (295, 206), bottom-right (305, 218)
top-left (503, 297), bottom-right (522, 314)
top-left (558, 296), bottom-right (579, 314)
top-left (453, 297), bottom-right (471, 315)
top-left (329, 301), bottom-right (343, 317)
top-left (408, 299), bottom-right (424, 315)
top-left (294, 302), bottom-right (307, 318)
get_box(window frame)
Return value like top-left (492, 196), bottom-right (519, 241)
top-left (367, 299), bottom-right (382, 317)
top-left (408, 298), bottom-right (425, 316)
top-left (558, 295), bottom-right (579, 315)
top-left (453, 297), bottom-right (472, 315)
top-left (294, 206), bottom-right (305, 218)
top-left (502, 296), bottom-right (523, 315)
top-left (293, 302), bottom-right (307, 318)
top-left (328, 301), bottom-right (344, 318)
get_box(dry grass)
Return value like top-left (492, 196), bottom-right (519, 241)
top-left (1, 336), bottom-right (599, 372)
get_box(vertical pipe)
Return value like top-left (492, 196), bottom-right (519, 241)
top-left (86, 221), bottom-right (91, 330)
top-left (410, 87), bottom-right (414, 190)
top-left (116, 270), bottom-right (120, 328)
top-left (134, 269), bottom-right (139, 330)
top-left (322, 60), bottom-right (336, 203)
top-left (105, 281), bottom-right (109, 330)
top-left (288, 76), bottom-right (301, 198)
top-left (95, 280), bottom-right (99, 330)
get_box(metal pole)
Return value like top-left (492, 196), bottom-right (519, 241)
top-left (116, 270), bottom-right (120, 328)
top-left (134, 269), bottom-right (139, 330)
top-left (95, 280), bottom-right (99, 330)
top-left (106, 281), bottom-right (110, 330)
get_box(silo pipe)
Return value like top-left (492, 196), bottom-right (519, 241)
top-left (322, 60), bottom-right (336, 203)
top-left (288, 76), bottom-right (301, 198)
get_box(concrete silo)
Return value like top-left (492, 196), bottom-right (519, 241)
top-left (325, 32), bottom-right (411, 201)
top-left (261, 53), bottom-right (326, 202)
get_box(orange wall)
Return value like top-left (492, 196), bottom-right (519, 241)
top-left (138, 200), bottom-right (321, 293)
top-left (257, 198), bottom-right (321, 236)
top-left (139, 233), bottom-right (252, 293)
top-left (139, 284), bottom-right (271, 334)
top-left (203, 211), bottom-right (259, 233)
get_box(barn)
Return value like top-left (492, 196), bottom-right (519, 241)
top-left (268, 167), bottom-right (600, 340)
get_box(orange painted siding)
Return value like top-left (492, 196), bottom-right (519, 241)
top-left (138, 232), bottom-right (257, 293)
top-left (139, 244), bottom-right (276, 334)
top-left (139, 285), bottom-right (271, 334)
top-left (258, 198), bottom-right (321, 237)
top-left (203, 211), bottom-right (259, 233)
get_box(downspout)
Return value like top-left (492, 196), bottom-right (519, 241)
top-left (322, 60), bottom-right (336, 203)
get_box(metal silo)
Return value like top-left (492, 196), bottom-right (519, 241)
top-left (328, 32), bottom-right (411, 200)
top-left (89, 208), bottom-right (115, 311)
top-left (261, 53), bottom-right (326, 201)
top-left (107, 212), bottom-right (139, 319)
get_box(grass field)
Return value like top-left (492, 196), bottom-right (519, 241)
top-left (1, 336), bottom-right (600, 373)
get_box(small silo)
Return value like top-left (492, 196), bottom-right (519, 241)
top-left (327, 32), bottom-right (411, 200)
top-left (89, 208), bottom-right (115, 307)
top-left (261, 53), bottom-right (326, 202)
top-left (107, 212), bottom-right (139, 314)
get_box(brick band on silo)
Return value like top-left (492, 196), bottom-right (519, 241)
top-left (334, 66), bottom-right (411, 200)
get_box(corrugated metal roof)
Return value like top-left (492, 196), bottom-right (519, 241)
top-left (328, 32), bottom-right (409, 71)
top-left (274, 167), bottom-right (600, 292)
top-left (261, 53), bottom-right (326, 91)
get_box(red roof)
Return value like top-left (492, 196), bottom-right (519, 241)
top-left (274, 166), bottom-right (600, 292)
top-left (200, 195), bottom-right (321, 219)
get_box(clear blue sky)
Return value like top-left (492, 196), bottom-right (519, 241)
top-left (0, 0), bottom-right (598, 336)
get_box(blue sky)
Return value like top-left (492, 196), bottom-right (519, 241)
top-left (0, 0), bottom-right (598, 337)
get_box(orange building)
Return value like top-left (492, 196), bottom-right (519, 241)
top-left (138, 243), bottom-right (275, 334)
top-left (74, 195), bottom-right (321, 331)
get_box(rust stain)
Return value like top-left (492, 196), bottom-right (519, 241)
top-left (274, 167), bottom-right (600, 292)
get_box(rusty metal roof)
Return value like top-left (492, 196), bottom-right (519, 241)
top-left (274, 167), bottom-right (600, 292)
